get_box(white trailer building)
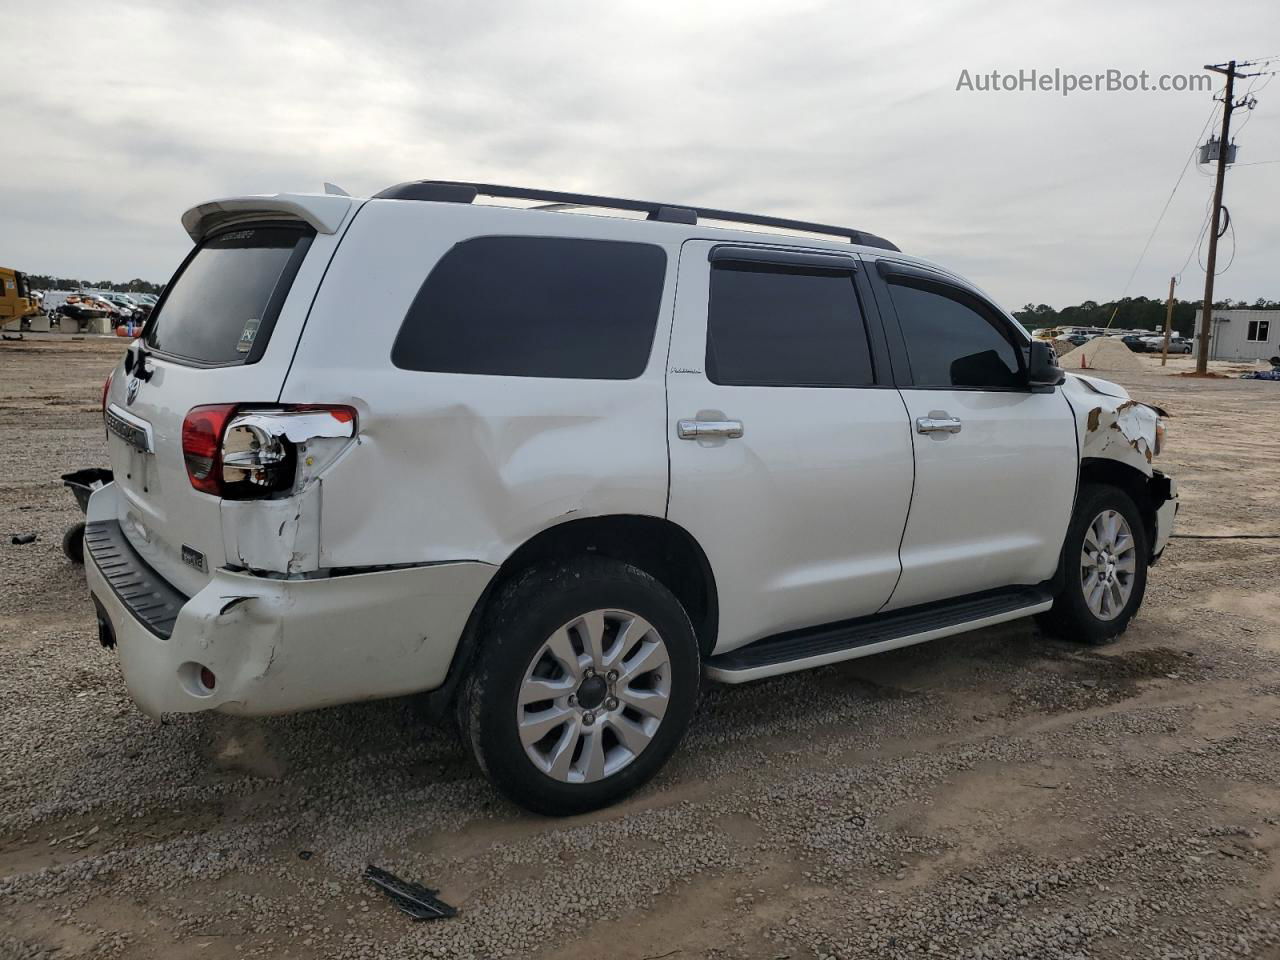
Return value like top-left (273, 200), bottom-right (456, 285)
top-left (1193, 309), bottom-right (1280, 362)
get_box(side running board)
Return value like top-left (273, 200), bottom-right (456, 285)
top-left (704, 586), bottom-right (1053, 683)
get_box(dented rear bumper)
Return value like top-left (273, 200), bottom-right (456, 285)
top-left (85, 482), bottom-right (495, 717)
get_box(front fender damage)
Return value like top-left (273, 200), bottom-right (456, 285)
top-left (1084, 400), bottom-right (1162, 469)
top-left (1065, 373), bottom-right (1165, 475)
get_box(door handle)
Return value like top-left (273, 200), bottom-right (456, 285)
top-left (677, 419), bottom-right (744, 440)
top-left (916, 416), bottom-right (962, 435)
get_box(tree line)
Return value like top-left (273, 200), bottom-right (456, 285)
top-left (26, 275), bottom-right (164, 295)
top-left (1014, 297), bottom-right (1280, 338)
top-left (19, 274), bottom-right (1280, 334)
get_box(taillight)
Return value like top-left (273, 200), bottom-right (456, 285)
top-left (182, 404), bottom-right (356, 499)
top-left (182, 404), bottom-right (237, 495)
top-left (101, 371), bottom-right (113, 417)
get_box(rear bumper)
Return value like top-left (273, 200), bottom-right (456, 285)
top-left (84, 483), bottom-right (496, 718)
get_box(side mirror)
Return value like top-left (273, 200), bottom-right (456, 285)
top-left (1027, 340), bottom-right (1066, 389)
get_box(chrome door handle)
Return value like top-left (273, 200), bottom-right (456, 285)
top-left (677, 419), bottom-right (744, 440)
top-left (916, 416), bottom-right (962, 435)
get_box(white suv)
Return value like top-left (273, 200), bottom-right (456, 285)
top-left (86, 181), bottom-right (1178, 815)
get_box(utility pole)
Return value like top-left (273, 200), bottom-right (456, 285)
top-left (1196, 61), bottom-right (1237, 374)
top-left (1161, 275), bottom-right (1176, 366)
top-left (1195, 58), bottom-right (1270, 371)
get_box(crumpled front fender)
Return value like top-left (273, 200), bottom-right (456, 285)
top-left (1064, 373), bottom-right (1165, 475)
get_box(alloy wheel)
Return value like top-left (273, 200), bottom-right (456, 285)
top-left (1080, 509), bottom-right (1137, 621)
top-left (516, 610), bottom-right (672, 784)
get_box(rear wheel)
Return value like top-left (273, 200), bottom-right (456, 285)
top-left (460, 557), bottom-right (700, 816)
top-left (1038, 484), bottom-right (1148, 645)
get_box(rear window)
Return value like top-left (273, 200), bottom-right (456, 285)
top-left (391, 236), bottom-right (667, 379)
top-left (144, 224), bottom-right (312, 365)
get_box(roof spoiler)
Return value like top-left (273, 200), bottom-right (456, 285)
top-left (181, 194), bottom-right (353, 242)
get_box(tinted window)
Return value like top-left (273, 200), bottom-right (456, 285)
top-left (144, 225), bottom-right (310, 364)
top-left (706, 262), bottom-right (874, 387)
top-left (392, 237), bottom-right (666, 379)
top-left (887, 281), bottom-right (1022, 389)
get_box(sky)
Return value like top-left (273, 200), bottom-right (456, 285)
top-left (2, 0), bottom-right (1277, 311)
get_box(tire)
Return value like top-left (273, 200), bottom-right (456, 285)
top-left (459, 556), bottom-right (700, 816)
top-left (1037, 484), bottom-right (1148, 645)
top-left (62, 522), bottom-right (86, 565)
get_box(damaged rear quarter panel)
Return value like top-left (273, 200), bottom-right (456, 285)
top-left (219, 418), bottom-right (357, 575)
top-left (273, 201), bottom-right (678, 570)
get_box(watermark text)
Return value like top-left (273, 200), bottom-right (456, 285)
top-left (956, 68), bottom-right (1212, 96)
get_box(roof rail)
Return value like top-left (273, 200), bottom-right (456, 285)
top-left (371, 180), bottom-right (900, 252)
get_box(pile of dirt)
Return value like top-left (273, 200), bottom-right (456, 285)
top-left (1060, 336), bottom-right (1145, 371)
top-left (1049, 338), bottom-right (1075, 357)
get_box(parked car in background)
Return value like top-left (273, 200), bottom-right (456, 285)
top-left (1061, 333), bottom-right (1092, 347)
top-left (1139, 335), bottom-right (1192, 354)
top-left (92, 292), bottom-right (152, 321)
top-left (85, 182), bottom-right (1178, 815)
top-left (1119, 335), bottom-right (1149, 353)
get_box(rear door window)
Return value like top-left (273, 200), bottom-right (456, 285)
top-left (706, 260), bottom-right (875, 387)
top-left (391, 236), bottom-right (667, 379)
top-left (144, 224), bottom-right (313, 365)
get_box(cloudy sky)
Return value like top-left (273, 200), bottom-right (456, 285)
top-left (2, 0), bottom-right (1277, 310)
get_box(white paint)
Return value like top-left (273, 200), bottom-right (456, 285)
top-left (88, 189), bottom-right (1179, 722)
top-left (665, 239), bottom-right (914, 652)
top-left (87, 477), bottom-right (495, 717)
top-left (887, 386), bottom-right (1078, 610)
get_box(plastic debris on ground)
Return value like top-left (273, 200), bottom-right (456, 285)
top-left (362, 865), bottom-right (458, 920)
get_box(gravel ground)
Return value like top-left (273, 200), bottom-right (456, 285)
top-left (2, 336), bottom-right (1280, 960)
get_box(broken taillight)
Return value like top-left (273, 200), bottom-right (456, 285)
top-left (181, 404), bottom-right (356, 499)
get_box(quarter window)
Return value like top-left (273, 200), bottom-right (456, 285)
top-left (706, 262), bottom-right (875, 387)
top-left (1247, 319), bottom-right (1271, 342)
top-left (886, 281), bottom-right (1023, 389)
top-left (392, 236), bottom-right (667, 379)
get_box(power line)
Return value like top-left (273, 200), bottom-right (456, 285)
top-left (1116, 101), bottom-right (1222, 300)
top-left (1199, 206), bottom-right (1235, 276)
top-left (1176, 201), bottom-right (1213, 282)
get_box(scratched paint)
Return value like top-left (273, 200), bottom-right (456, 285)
top-left (1066, 373), bottom-right (1164, 473)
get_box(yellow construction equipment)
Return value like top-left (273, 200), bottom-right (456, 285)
top-left (0, 267), bottom-right (38, 330)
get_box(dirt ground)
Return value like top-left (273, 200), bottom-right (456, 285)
top-left (3, 335), bottom-right (1280, 960)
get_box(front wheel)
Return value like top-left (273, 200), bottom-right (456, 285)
top-left (460, 557), bottom-right (701, 816)
top-left (1038, 484), bottom-right (1149, 645)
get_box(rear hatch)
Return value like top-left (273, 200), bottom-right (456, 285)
top-left (103, 200), bottom-right (353, 596)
